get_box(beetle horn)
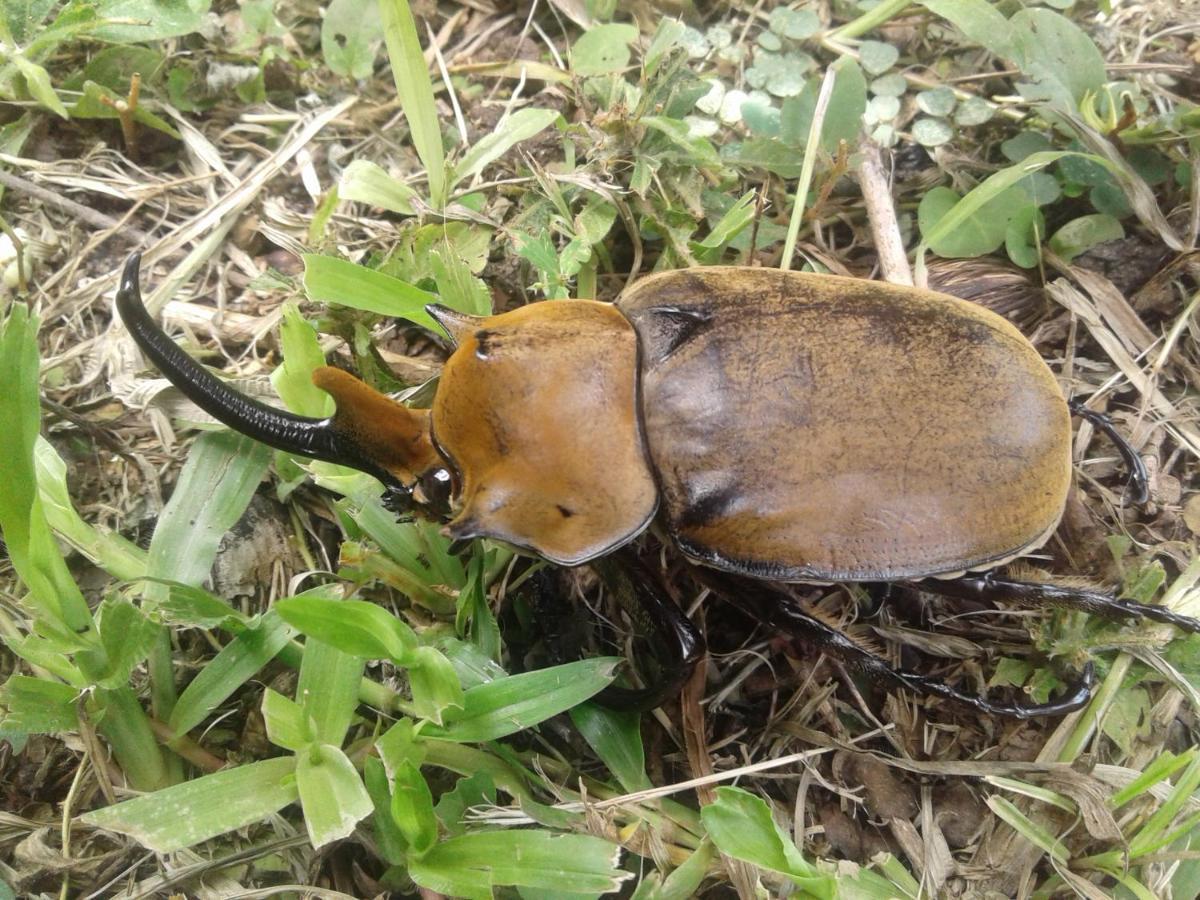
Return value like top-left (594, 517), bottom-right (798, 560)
top-left (426, 304), bottom-right (483, 348)
top-left (116, 253), bottom-right (440, 488)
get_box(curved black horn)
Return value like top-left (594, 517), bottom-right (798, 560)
top-left (116, 253), bottom-right (349, 468)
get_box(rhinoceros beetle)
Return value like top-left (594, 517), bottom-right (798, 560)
top-left (116, 254), bottom-right (1200, 718)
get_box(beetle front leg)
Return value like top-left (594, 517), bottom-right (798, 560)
top-left (589, 551), bottom-right (706, 712)
top-left (704, 574), bottom-right (1095, 720)
top-left (520, 551), bottom-right (705, 713)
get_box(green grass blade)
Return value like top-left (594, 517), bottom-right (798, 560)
top-left (167, 610), bottom-right (295, 738)
top-left (303, 254), bottom-right (442, 333)
top-left (34, 438), bottom-right (146, 581)
top-left (421, 658), bottom-right (620, 743)
top-left (145, 430), bottom-right (272, 596)
top-left (0, 305), bottom-right (95, 635)
top-left (986, 795), bottom-right (1069, 862)
top-left (701, 786), bottom-right (836, 898)
top-left (408, 830), bottom-right (633, 898)
top-left (915, 150), bottom-right (1076, 272)
top-left (297, 633), bottom-right (365, 746)
top-left (81, 756), bottom-right (299, 852)
top-left (378, 0), bottom-right (446, 206)
top-left (296, 743), bottom-right (374, 848)
top-left (451, 108), bottom-right (561, 192)
top-left (569, 702), bottom-right (651, 792)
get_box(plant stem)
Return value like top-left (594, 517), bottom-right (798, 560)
top-left (830, 0), bottom-right (914, 41)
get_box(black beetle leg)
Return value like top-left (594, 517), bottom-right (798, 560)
top-left (705, 574), bottom-right (1094, 720)
top-left (1068, 399), bottom-right (1150, 505)
top-left (917, 573), bottom-right (1200, 635)
top-left (589, 550), bottom-right (706, 712)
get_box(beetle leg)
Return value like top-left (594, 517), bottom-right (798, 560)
top-left (1068, 399), bottom-right (1150, 505)
top-left (920, 573), bottom-right (1200, 635)
top-left (521, 554), bottom-right (704, 712)
top-left (705, 575), bottom-right (1095, 719)
top-left (589, 552), bottom-right (706, 712)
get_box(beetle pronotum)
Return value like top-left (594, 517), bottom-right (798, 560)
top-left (117, 254), bottom-right (1200, 717)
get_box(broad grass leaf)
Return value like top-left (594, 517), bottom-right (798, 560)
top-left (167, 609), bottom-right (294, 737)
top-left (701, 787), bottom-right (836, 898)
top-left (569, 702), bottom-right (651, 792)
top-left (296, 744), bottom-right (374, 848)
top-left (452, 108), bottom-right (562, 190)
top-left (0, 306), bottom-right (94, 634)
top-left (408, 646), bottom-right (465, 725)
top-left (339, 160), bottom-right (418, 215)
top-left (421, 658), bottom-right (620, 742)
top-left (262, 688), bottom-right (311, 751)
top-left (390, 760), bottom-right (437, 856)
top-left (303, 254), bottom-right (441, 334)
top-left (408, 830), bottom-right (632, 898)
top-left (296, 632), bottom-right (364, 745)
top-left (271, 304), bottom-right (333, 418)
top-left (13, 57), bottom-right (67, 118)
top-left (364, 756), bottom-right (407, 864)
top-left (378, 0), bottom-right (445, 203)
top-left (94, 597), bottom-right (158, 689)
top-left (1048, 213), bottom-right (1123, 262)
top-left (81, 757), bottom-right (299, 852)
top-left (276, 596), bottom-right (417, 662)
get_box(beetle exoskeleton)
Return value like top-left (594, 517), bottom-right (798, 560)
top-left (116, 254), bottom-right (1199, 717)
top-left (429, 267), bottom-right (1072, 579)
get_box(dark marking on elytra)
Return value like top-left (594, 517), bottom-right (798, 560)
top-left (556, 504), bottom-right (575, 518)
top-left (676, 483), bottom-right (740, 531)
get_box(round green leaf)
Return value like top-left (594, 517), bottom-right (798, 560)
top-left (757, 31), bottom-right (783, 51)
top-left (1049, 213), bottom-right (1124, 262)
top-left (859, 40), bottom-right (899, 75)
top-left (1015, 171), bottom-right (1061, 206)
top-left (912, 117), bottom-right (954, 147)
top-left (1089, 182), bottom-right (1131, 218)
top-left (867, 94), bottom-right (900, 123)
top-left (1005, 205), bottom-right (1045, 269)
top-left (769, 7), bottom-right (820, 40)
top-left (1002, 131), bottom-right (1055, 162)
top-left (572, 24), bottom-right (639, 77)
top-left (870, 73), bottom-right (908, 97)
top-left (954, 96), bottom-right (994, 126)
top-left (916, 87), bottom-right (956, 116)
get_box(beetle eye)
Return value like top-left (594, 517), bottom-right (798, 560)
top-left (413, 468), bottom-right (453, 518)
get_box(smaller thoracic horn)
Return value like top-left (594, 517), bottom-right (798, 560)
top-left (426, 304), bottom-right (483, 348)
top-left (116, 253), bottom-right (441, 489)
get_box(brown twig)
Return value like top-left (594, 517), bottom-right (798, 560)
top-left (0, 169), bottom-right (151, 244)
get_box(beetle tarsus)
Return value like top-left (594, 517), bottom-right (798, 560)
top-left (923, 573), bottom-right (1200, 635)
top-left (1068, 399), bottom-right (1151, 505)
